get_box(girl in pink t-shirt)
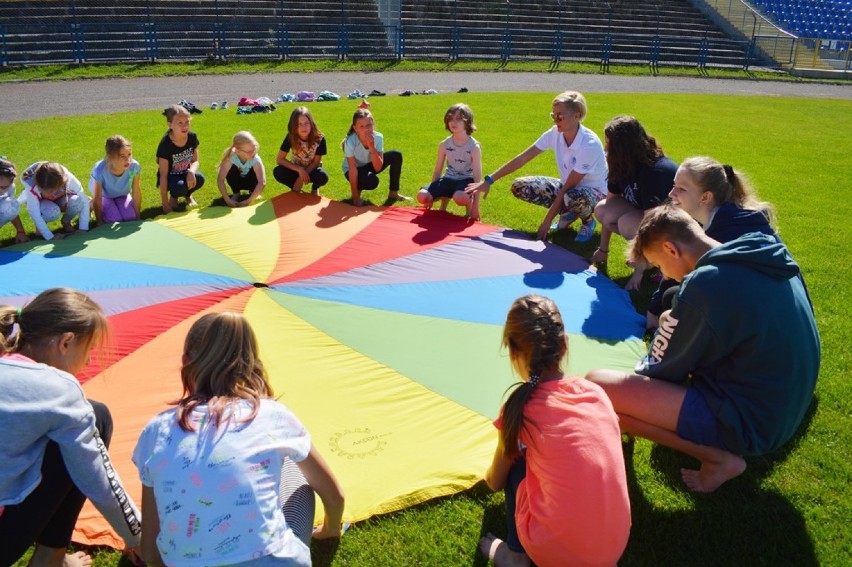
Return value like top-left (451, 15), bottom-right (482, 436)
top-left (480, 294), bottom-right (631, 567)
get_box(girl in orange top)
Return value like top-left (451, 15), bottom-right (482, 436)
top-left (480, 294), bottom-right (631, 567)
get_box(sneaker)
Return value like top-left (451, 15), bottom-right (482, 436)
top-left (179, 99), bottom-right (202, 114)
top-left (221, 101), bottom-right (228, 109)
top-left (575, 218), bottom-right (597, 242)
top-left (550, 212), bottom-right (578, 231)
top-left (210, 102), bottom-right (218, 110)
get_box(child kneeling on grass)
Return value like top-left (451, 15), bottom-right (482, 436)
top-left (417, 103), bottom-right (483, 220)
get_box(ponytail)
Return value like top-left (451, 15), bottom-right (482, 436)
top-left (341, 108), bottom-right (373, 150)
top-left (499, 295), bottom-right (568, 458)
top-left (680, 157), bottom-right (776, 228)
top-left (0, 288), bottom-right (109, 356)
top-left (500, 375), bottom-right (541, 459)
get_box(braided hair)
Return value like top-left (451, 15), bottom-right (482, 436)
top-left (499, 295), bottom-right (568, 459)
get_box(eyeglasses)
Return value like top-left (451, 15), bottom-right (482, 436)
top-left (550, 112), bottom-right (565, 122)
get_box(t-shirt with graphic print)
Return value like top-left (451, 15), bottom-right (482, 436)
top-left (156, 132), bottom-right (200, 179)
top-left (280, 136), bottom-right (327, 168)
top-left (133, 399), bottom-right (312, 567)
top-left (441, 136), bottom-right (480, 180)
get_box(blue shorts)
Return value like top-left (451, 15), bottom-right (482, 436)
top-left (676, 388), bottom-right (728, 450)
top-left (426, 176), bottom-right (472, 199)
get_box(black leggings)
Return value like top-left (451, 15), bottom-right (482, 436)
top-left (273, 164), bottom-right (329, 191)
top-left (0, 400), bottom-right (112, 564)
top-left (225, 165), bottom-right (260, 194)
top-left (344, 150), bottom-right (403, 194)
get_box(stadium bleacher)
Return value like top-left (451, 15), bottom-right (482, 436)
top-left (1, 0), bottom-right (844, 68)
top-left (749, 0), bottom-right (851, 40)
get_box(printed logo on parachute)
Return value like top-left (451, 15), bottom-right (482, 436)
top-left (329, 427), bottom-right (391, 459)
top-left (647, 315), bottom-right (679, 365)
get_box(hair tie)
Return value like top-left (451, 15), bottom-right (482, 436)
top-left (723, 164), bottom-right (735, 183)
top-left (528, 374), bottom-right (540, 388)
top-left (15, 307), bottom-right (21, 320)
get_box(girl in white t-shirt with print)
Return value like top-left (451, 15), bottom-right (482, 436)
top-left (133, 312), bottom-right (345, 567)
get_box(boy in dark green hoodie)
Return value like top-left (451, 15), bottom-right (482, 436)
top-left (587, 205), bottom-right (820, 493)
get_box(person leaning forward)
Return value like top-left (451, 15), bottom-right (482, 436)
top-left (586, 205), bottom-right (820, 493)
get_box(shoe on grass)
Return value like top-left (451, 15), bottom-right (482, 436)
top-left (550, 212), bottom-right (578, 231)
top-left (575, 218), bottom-right (597, 242)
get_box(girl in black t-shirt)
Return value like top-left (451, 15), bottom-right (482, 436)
top-left (156, 104), bottom-right (206, 213)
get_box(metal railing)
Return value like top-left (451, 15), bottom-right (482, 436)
top-left (0, 0), bottom-right (848, 73)
top-left (0, 21), bottom-right (762, 69)
top-left (693, 0), bottom-right (851, 73)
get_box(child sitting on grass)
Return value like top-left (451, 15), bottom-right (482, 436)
top-left (417, 103), bottom-right (483, 220)
top-left (341, 108), bottom-right (409, 206)
top-left (20, 161), bottom-right (90, 241)
top-left (274, 106), bottom-right (329, 195)
top-left (157, 104), bottom-right (205, 213)
top-left (0, 157), bottom-right (29, 244)
top-left (216, 131), bottom-right (266, 207)
top-left (90, 134), bottom-right (142, 224)
top-left (133, 312), bottom-right (345, 567)
top-left (480, 294), bottom-right (630, 567)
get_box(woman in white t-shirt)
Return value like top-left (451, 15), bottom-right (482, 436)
top-left (133, 312), bottom-right (345, 567)
top-left (466, 91), bottom-right (607, 242)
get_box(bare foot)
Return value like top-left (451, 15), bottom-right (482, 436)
top-left (28, 546), bottom-right (92, 567)
top-left (681, 455), bottom-right (746, 493)
top-left (478, 533), bottom-right (530, 567)
top-left (63, 550), bottom-right (92, 566)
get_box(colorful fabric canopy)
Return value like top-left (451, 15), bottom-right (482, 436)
top-left (0, 193), bottom-right (645, 548)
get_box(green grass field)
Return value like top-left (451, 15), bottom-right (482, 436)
top-left (2, 90), bottom-right (850, 566)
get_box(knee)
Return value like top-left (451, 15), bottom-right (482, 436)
top-left (40, 201), bottom-right (62, 222)
top-left (313, 169), bottom-right (329, 186)
top-left (272, 166), bottom-right (287, 185)
top-left (509, 179), bottom-right (526, 198)
top-left (417, 188), bottom-right (432, 205)
top-left (453, 190), bottom-right (471, 206)
top-left (584, 368), bottom-right (624, 387)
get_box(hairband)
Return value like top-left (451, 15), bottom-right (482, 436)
top-left (528, 374), bottom-right (540, 388)
top-left (15, 307), bottom-right (21, 319)
top-left (723, 164), bottom-right (735, 182)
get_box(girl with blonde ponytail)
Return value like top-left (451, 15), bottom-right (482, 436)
top-left (216, 130), bottom-right (267, 207)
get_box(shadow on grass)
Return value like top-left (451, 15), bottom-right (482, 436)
top-left (473, 399), bottom-right (820, 567)
top-left (621, 398), bottom-right (820, 566)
